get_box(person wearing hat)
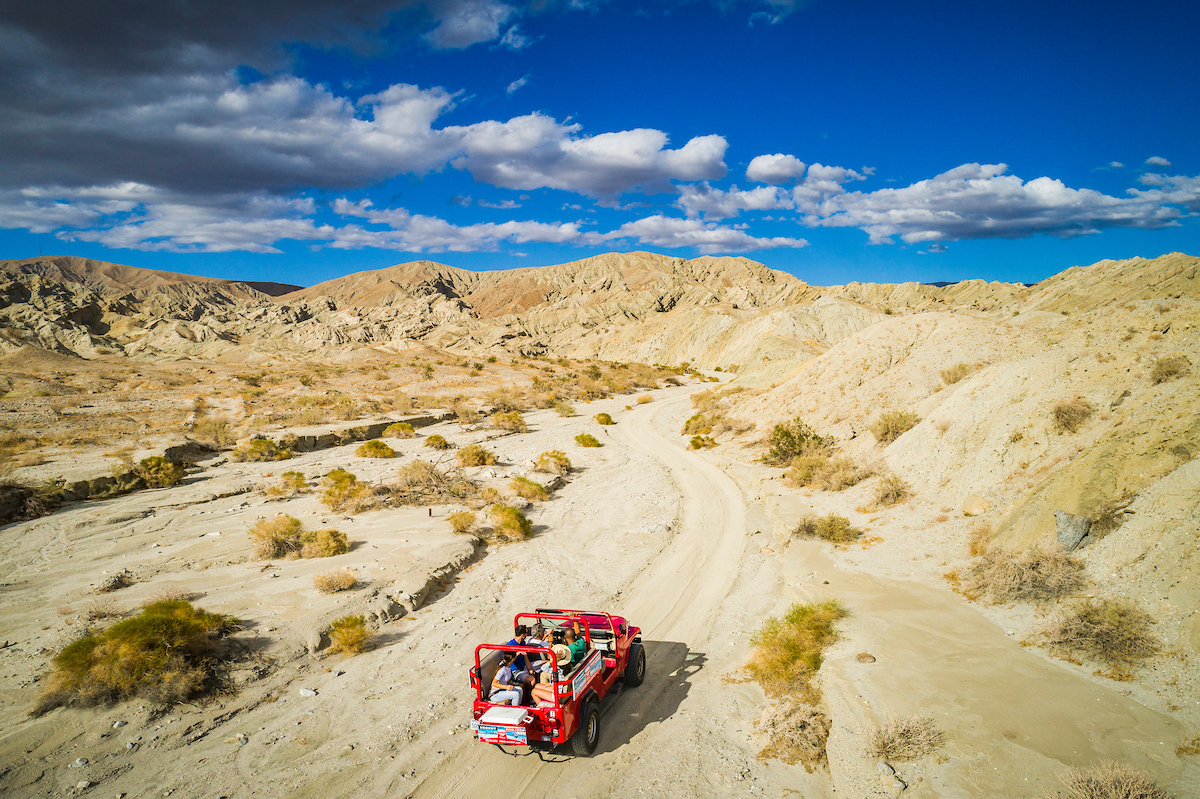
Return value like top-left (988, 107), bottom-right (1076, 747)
top-left (530, 667), bottom-right (558, 706)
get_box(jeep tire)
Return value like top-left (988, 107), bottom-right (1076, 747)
top-left (624, 643), bottom-right (645, 687)
top-left (570, 699), bottom-right (600, 756)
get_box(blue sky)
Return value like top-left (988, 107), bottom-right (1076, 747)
top-left (1, 0), bottom-right (1197, 286)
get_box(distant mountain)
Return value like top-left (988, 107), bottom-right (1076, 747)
top-left (0, 256), bottom-right (302, 297)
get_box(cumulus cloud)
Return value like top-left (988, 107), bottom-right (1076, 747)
top-left (589, 214), bottom-right (807, 254)
top-left (925, 242), bottom-right (948, 253)
top-left (332, 199), bottom-right (580, 252)
top-left (498, 24), bottom-right (533, 50)
top-left (424, 0), bottom-right (515, 49)
top-left (1145, 156), bottom-right (1172, 166)
top-left (506, 74), bottom-right (530, 95)
top-left (806, 163), bottom-right (1187, 244)
top-left (676, 183), bottom-right (794, 219)
top-left (746, 153), bottom-right (806, 184)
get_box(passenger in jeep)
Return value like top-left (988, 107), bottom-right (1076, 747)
top-left (564, 627), bottom-right (587, 665)
top-left (530, 669), bottom-right (557, 706)
top-left (504, 625), bottom-right (537, 689)
top-left (489, 652), bottom-right (523, 705)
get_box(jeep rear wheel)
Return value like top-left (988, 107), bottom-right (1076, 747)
top-left (624, 643), bottom-right (645, 687)
top-left (570, 700), bottom-right (599, 756)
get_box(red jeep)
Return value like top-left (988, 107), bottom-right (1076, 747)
top-left (468, 609), bottom-right (646, 755)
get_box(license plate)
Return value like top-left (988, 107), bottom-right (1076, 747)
top-left (477, 723), bottom-right (527, 745)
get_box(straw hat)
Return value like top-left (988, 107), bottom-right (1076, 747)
top-left (551, 644), bottom-right (571, 664)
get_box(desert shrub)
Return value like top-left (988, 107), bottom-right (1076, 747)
top-left (764, 418), bottom-right (828, 466)
top-left (328, 615), bottom-right (369, 655)
top-left (689, 435), bottom-right (717, 450)
top-left (136, 456), bottom-right (184, 488)
top-left (865, 716), bottom-right (945, 761)
top-left (249, 514), bottom-right (303, 558)
top-left (265, 470), bottom-right (308, 498)
top-left (553, 400), bottom-right (576, 417)
top-left (1052, 397), bottom-right (1096, 434)
top-left (491, 411), bottom-right (528, 433)
top-left (84, 596), bottom-right (123, 621)
top-left (1042, 598), bottom-right (1161, 672)
top-left (636, 395), bottom-right (654, 404)
top-left (447, 511), bottom-right (476, 534)
top-left (490, 504), bottom-right (532, 541)
top-left (321, 469), bottom-right (370, 513)
top-left (874, 473), bottom-right (912, 507)
top-left (314, 568), bottom-right (357, 593)
top-left (1150, 354), bottom-right (1190, 385)
top-left (968, 545), bottom-right (1085, 603)
top-left (793, 514), bottom-right (862, 543)
top-left (511, 475), bottom-right (549, 501)
top-left (756, 701), bottom-right (832, 769)
top-left (594, 412), bottom-right (615, 425)
top-left (681, 412), bottom-right (719, 435)
top-left (232, 438), bottom-right (292, 462)
top-left (941, 362), bottom-right (975, 385)
top-left (34, 601), bottom-right (238, 713)
top-left (747, 600), bottom-right (848, 696)
top-left (299, 529), bottom-right (350, 558)
top-left (575, 433), bottom-right (602, 447)
top-left (355, 439), bottom-right (396, 458)
top-left (424, 434), bottom-right (451, 450)
top-left (485, 388), bottom-right (525, 412)
top-left (392, 460), bottom-right (475, 505)
top-left (457, 443), bottom-right (498, 467)
top-left (1047, 760), bottom-right (1171, 799)
top-left (193, 417), bottom-right (236, 447)
top-left (1087, 496), bottom-right (1133, 538)
top-left (818, 456), bottom-right (869, 491)
top-left (870, 410), bottom-right (920, 445)
top-left (384, 422), bottom-right (416, 439)
top-left (534, 450), bottom-right (571, 475)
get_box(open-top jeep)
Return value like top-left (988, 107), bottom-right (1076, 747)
top-left (469, 608), bottom-right (645, 755)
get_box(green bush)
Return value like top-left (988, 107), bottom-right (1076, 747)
top-left (575, 433), bottom-right (602, 448)
top-left (447, 511), bottom-right (476, 534)
top-left (136, 456), bottom-right (184, 488)
top-left (510, 475), bottom-right (548, 501)
top-left (232, 438), bottom-right (292, 462)
top-left (355, 439), bottom-right (396, 458)
top-left (534, 450), bottom-right (571, 475)
top-left (424, 434), bottom-right (452, 450)
top-left (764, 418), bottom-right (828, 466)
top-left (793, 514), bottom-right (862, 543)
top-left (249, 514), bottom-right (303, 558)
top-left (299, 528), bottom-right (350, 558)
top-left (689, 435), bottom-right (717, 450)
top-left (458, 443), bottom-right (498, 467)
top-left (870, 410), bottom-right (920, 445)
top-left (384, 422), bottom-right (416, 438)
top-left (34, 601), bottom-right (239, 713)
top-left (492, 411), bottom-right (528, 432)
top-left (490, 504), bottom-right (532, 540)
top-left (553, 400), bottom-right (576, 417)
top-left (321, 469), bottom-right (370, 512)
top-left (748, 600), bottom-right (848, 696)
top-left (328, 615), bottom-right (369, 655)
top-left (594, 412), bottom-right (615, 425)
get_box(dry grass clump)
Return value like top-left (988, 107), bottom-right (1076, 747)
top-left (793, 514), bottom-right (862, 543)
top-left (865, 716), bottom-right (945, 761)
top-left (457, 443), bottom-right (498, 467)
top-left (689, 435), bottom-right (717, 450)
top-left (575, 433), bottom-right (602, 447)
top-left (763, 417), bottom-right (828, 466)
top-left (510, 475), bottom-right (549, 501)
top-left (135, 456), bottom-right (184, 488)
top-left (232, 438), bottom-right (293, 462)
top-left (192, 417), bottom-right (236, 447)
top-left (786, 443), bottom-right (867, 492)
top-left (314, 568), bottom-right (357, 593)
top-left (1045, 760), bottom-right (1171, 799)
top-left (424, 434), bottom-right (452, 450)
top-left (594, 412), bottom-right (615, 425)
top-left (1150, 354), bottom-right (1190, 385)
top-left (941, 362), bottom-right (977, 385)
top-left (870, 410), bottom-right (920, 445)
top-left (1052, 397), bottom-right (1096, 434)
top-left (249, 514), bottom-right (304, 558)
top-left (1087, 495), bottom-right (1134, 538)
top-left (447, 511), bottom-right (476, 534)
top-left (327, 615), bottom-right (369, 655)
top-left (383, 422), bottom-right (416, 438)
top-left (873, 473), bottom-right (912, 507)
top-left (321, 469), bottom-right (370, 513)
top-left (967, 545), bottom-right (1085, 603)
top-left (553, 400), bottom-right (576, 417)
top-left (1042, 598), bottom-right (1161, 673)
top-left (534, 450), bottom-right (570, 475)
top-left (299, 528), bottom-right (350, 558)
top-left (355, 439), bottom-right (396, 458)
top-left (392, 460), bottom-right (475, 505)
top-left (33, 600), bottom-right (239, 714)
top-left (1177, 735), bottom-right (1200, 757)
top-left (756, 701), bottom-right (832, 770)
top-left (264, 470), bottom-right (308, 498)
top-left (747, 600), bottom-right (848, 696)
top-left (84, 596), bottom-right (124, 621)
top-left (491, 410), bottom-right (528, 433)
top-left (636, 395), bottom-right (654, 404)
top-left (490, 504), bottom-right (532, 541)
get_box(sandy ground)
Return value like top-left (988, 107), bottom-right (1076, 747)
top-left (2, 382), bottom-right (1197, 798)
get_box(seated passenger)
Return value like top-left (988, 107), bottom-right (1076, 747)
top-left (564, 627), bottom-right (587, 665)
top-left (530, 669), bottom-right (556, 706)
top-left (488, 652), bottom-right (524, 705)
top-left (504, 625), bottom-right (536, 689)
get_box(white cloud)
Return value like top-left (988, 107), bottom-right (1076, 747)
top-left (676, 182), bottom-right (794, 219)
top-left (806, 163), bottom-right (1186, 243)
top-left (498, 25), bottom-right (533, 50)
top-left (925, 242), bottom-right (948, 253)
top-left (423, 0), bottom-right (515, 49)
top-left (1145, 156), bottom-right (1172, 166)
top-left (1110, 161), bottom-right (1124, 168)
top-left (478, 198), bottom-right (522, 208)
top-left (1129, 173), bottom-right (1200, 212)
top-left (588, 214), bottom-right (807, 254)
top-left (746, 153), bottom-right (806, 184)
top-left (506, 74), bottom-right (530, 95)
